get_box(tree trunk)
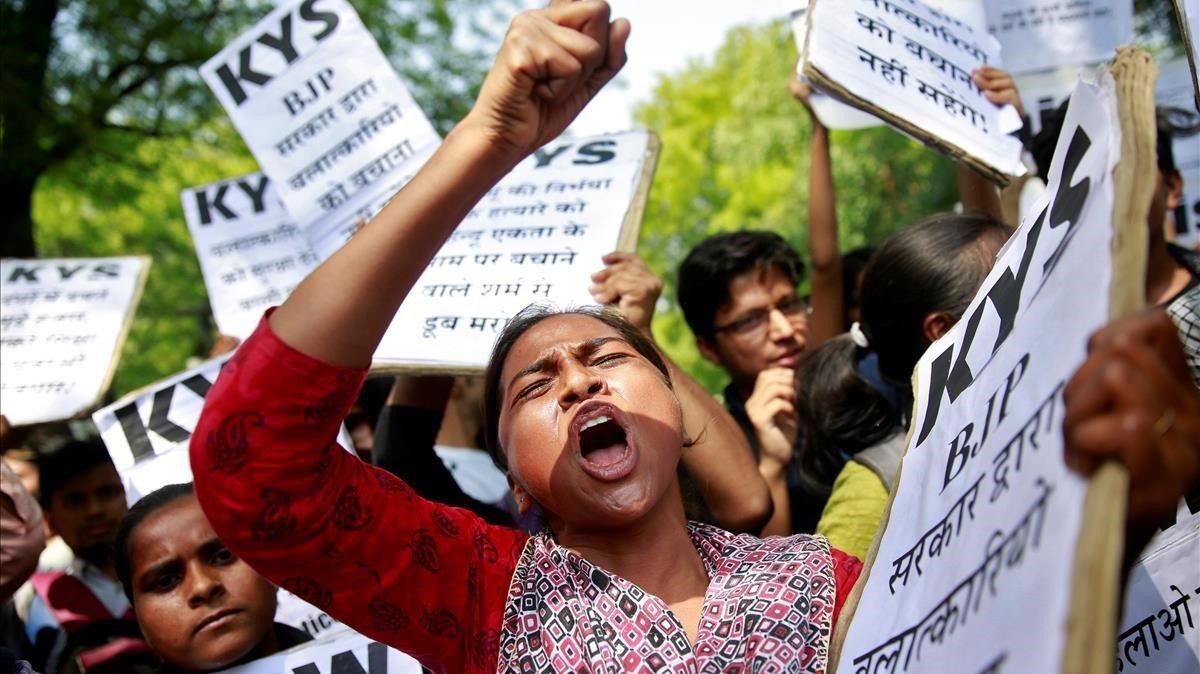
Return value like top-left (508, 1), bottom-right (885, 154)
top-left (2, 173), bottom-right (38, 258)
top-left (0, 0), bottom-right (60, 258)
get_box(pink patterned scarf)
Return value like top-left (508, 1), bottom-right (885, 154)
top-left (497, 522), bottom-right (835, 672)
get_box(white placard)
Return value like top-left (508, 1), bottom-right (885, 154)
top-left (985, 0), bottom-right (1134, 75)
top-left (217, 629), bottom-right (421, 674)
top-left (1116, 495), bottom-right (1200, 671)
top-left (182, 173), bottom-right (320, 339)
top-left (373, 131), bottom-right (651, 369)
top-left (790, 2), bottom-right (883, 130)
top-left (199, 0), bottom-right (440, 239)
top-left (0, 256), bottom-right (149, 425)
top-left (93, 354), bottom-right (232, 500)
top-left (805, 0), bottom-right (1026, 180)
top-left (91, 353), bottom-right (355, 502)
top-left (837, 75), bottom-right (1120, 673)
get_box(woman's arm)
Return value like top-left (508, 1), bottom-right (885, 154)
top-left (791, 74), bottom-right (844, 345)
top-left (191, 320), bottom-right (527, 672)
top-left (960, 67), bottom-right (1027, 224)
top-left (192, 4), bottom-right (630, 670)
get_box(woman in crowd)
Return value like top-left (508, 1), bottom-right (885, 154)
top-left (188, 3), bottom-right (1200, 672)
top-left (799, 214), bottom-right (1011, 559)
top-left (114, 484), bottom-right (309, 673)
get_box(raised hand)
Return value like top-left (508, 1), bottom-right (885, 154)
top-left (1062, 310), bottom-right (1200, 558)
top-left (589, 252), bottom-right (662, 335)
top-left (466, 0), bottom-right (630, 162)
top-left (971, 66), bottom-right (1025, 118)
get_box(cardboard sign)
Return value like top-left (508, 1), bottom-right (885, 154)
top-left (1116, 494), bottom-right (1200, 671)
top-left (835, 72), bottom-right (1124, 673)
top-left (199, 0), bottom-right (440, 249)
top-left (182, 173), bottom-right (319, 339)
top-left (803, 0), bottom-right (1026, 183)
top-left (984, 0), bottom-right (1134, 75)
top-left (372, 131), bottom-right (659, 372)
top-left (0, 256), bottom-right (149, 425)
top-left (787, 0), bottom-right (883, 131)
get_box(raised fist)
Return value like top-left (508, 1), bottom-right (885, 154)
top-left (465, 1), bottom-right (630, 162)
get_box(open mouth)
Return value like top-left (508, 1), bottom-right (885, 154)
top-left (571, 402), bottom-right (638, 481)
top-left (579, 415), bottom-right (629, 466)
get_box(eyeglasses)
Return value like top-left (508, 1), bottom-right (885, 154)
top-left (712, 296), bottom-right (810, 338)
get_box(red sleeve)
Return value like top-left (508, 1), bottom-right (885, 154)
top-left (830, 547), bottom-right (862, 626)
top-left (190, 314), bottom-right (527, 674)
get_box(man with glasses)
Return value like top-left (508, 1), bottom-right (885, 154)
top-left (678, 231), bottom-right (815, 536)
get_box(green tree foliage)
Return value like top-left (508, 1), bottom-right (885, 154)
top-left (33, 123), bottom-right (257, 397)
top-left (19, 0), bottom-right (508, 397)
top-left (2, 0), bottom-right (504, 259)
top-left (634, 21), bottom-right (960, 394)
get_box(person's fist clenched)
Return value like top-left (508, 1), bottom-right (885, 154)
top-left (464, 1), bottom-right (630, 163)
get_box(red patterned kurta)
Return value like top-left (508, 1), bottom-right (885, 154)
top-left (190, 316), bottom-right (862, 674)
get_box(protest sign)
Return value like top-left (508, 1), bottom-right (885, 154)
top-left (217, 630), bottom-right (420, 674)
top-left (1116, 495), bottom-right (1200, 671)
top-left (802, 0), bottom-right (1026, 184)
top-left (183, 173), bottom-right (319, 339)
top-left (0, 256), bottom-right (149, 425)
top-left (833, 51), bottom-right (1154, 673)
top-left (93, 353), bottom-right (232, 500)
top-left (984, 0), bottom-right (1134, 75)
top-left (92, 353), bottom-right (352, 500)
top-left (371, 131), bottom-right (659, 372)
top-left (1173, 0), bottom-right (1200, 111)
top-left (787, 0), bottom-right (883, 131)
top-left (199, 0), bottom-right (440, 251)
top-left (1013, 57), bottom-right (1200, 247)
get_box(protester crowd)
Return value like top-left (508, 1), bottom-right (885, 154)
top-left (3, 2), bottom-right (1200, 673)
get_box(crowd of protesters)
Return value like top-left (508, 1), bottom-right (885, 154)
top-left (3, 2), bottom-right (1200, 673)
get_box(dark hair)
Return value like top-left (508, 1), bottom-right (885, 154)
top-left (38, 438), bottom-right (119, 510)
top-left (114, 482), bottom-right (195, 601)
top-left (482, 305), bottom-right (672, 471)
top-left (1034, 103), bottom-right (1200, 182)
top-left (841, 246), bottom-right (876, 330)
top-left (677, 231), bottom-right (806, 339)
top-left (794, 336), bottom-right (900, 499)
top-left (860, 213), bottom-right (1013, 391)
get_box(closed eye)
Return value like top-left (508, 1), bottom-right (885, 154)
top-left (592, 353), bottom-right (629, 367)
top-left (515, 378), bottom-right (551, 402)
